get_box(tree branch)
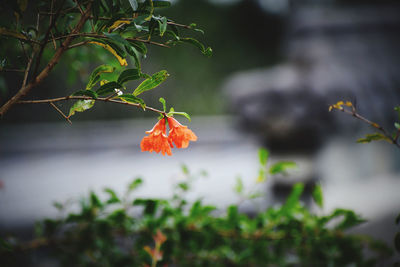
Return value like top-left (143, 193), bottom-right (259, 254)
top-left (0, 3), bottom-right (93, 117)
top-left (335, 106), bottom-right (400, 149)
top-left (52, 33), bottom-right (170, 48)
top-left (17, 95), bottom-right (165, 116)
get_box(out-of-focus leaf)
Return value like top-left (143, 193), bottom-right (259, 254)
top-left (86, 64), bottom-right (115, 90)
top-left (357, 133), bottom-right (391, 144)
top-left (395, 122), bottom-right (400, 130)
top-left (96, 81), bottom-right (121, 96)
top-left (0, 237), bottom-right (12, 251)
top-left (104, 188), bottom-right (120, 204)
top-left (258, 148), bottom-right (269, 165)
top-left (234, 176), bottom-right (244, 194)
top-left (133, 199), bottom-right (158, 216)
top-left (312, 184), bottom-right (324, 208)
top-left (269, 161), bottom-right (297, 175)
top-left (128, 177), bottom-right (143, 192)
top-left (256, 168), bottom-right (266, 183)
top-left (133, 70), bottom-right (169, 96)
top-left (282, 183), bottom-right (304, 213)
top-left (72, 90), bottom-right (98, 99)
top-left (117, 68), bottom-right (140, 84)
top-left (68, 100), bottom-right (95, 117)
top-left (90, 191), bottom-right (102, 208)
top-left (327, 209), bottom-right (366, 230)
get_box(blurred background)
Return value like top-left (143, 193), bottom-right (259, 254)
top-left (1, 0), bottom-right (400, 254)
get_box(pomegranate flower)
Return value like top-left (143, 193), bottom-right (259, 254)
top-left (140, 118), bottom-right (172, 156)
top-left (167, 117), bottom-right (197, 149)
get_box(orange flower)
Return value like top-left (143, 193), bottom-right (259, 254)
top-left (140, 118), bottom-right (172, 156)
top-left (167, 117), bottom-right (197, 149)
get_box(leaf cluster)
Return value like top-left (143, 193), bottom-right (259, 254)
top-left (0, 163), bottom-right (392, 267)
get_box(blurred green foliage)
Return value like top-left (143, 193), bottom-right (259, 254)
top-left (0, 149), bottom-right (392, 266)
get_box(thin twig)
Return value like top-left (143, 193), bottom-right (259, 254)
top-left (49, 102), bottom-right (72, 124)
top-left (32, 0), bottom-right (67, 78)
top-left (0, 2), bottom-right (93, 117)
top-left (74, 0), bottom-right (85, 15)
top-left (17, 95), bottom-right (165, 115)
top-left (51, 33), bottom-right (170, 48)
top-left (0, 68), bottom-right (25, 73)
top-left (67, 41), bottom-right (89, 49)
top-left (19, 40), bottom-right (29, 61)
top-left (337, 107), bottom-right (400, 148)
top-left (21, 51), bottom-right (35, 89)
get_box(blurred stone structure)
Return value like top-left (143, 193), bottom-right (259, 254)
top-left (223, 2), bottom-right (400, 152)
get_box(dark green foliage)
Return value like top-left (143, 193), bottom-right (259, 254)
top-left (0, 173), bottom-right (392, 266)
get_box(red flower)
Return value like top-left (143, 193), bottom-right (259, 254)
top-left (140, 118), bottom-right (172, 156)
top-left (167, 117), bottom-right (197, 149)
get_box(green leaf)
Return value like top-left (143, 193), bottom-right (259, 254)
top-left (125, 44), bottom-right (141, 70)
top-left (178, 182), bottom-right (189, 191)
top-left (104, 188), bottom-right (120, 204)
top-left (395, 122), bottom-right (400, 130)
top-left (127, 40), bottom-right (148, 55)
top-left (282, 183), bottom-right (304, 213)
top-left (157, 16), bottom-right (167, 36)
top-left (88, 38), bottom-right (127, 66)
top-left (357, 133), bottom-right (391, 144)
top-left (181, 164), bottom-right (189, 175)
top-left (234, 176), bottom-right (244, 194)
top-left (119, 94), bottom-right (145, 108)
top-left (179, 38), bottom-right (212, 57)
top-left (269, 161), bottom-right (297, 175)
top-left (117, 68), bottom-right (140, 84)
top-left (168, 111), bottom-right (191, 122)
top-left (153, 0), bottom-right (171, 8)
top-left (258, 148), bottom-right (269, 165)
top-left (96, 81), bottom-right (122, 96)
top-left (69, 100), bottom-right (95, 117)
top-left (128, 0), bottom-right (138, 11)
top-left (159, 97), bottom-right (166, 112)
top-left (90, 191), bottom-right (102, 208)
top-left (133, 199), bottom-right (158, 216)
top-left (133, 70), bottom-right (169, 96)
top-left (72, 90), bottom-right (98, 99)
top-left (312, 184), bottom-right (324, 208)
top-left (104, 32), bottom-right (131, 48)
top-left (332, 209), bottom-right (366, 230)
top-left (86, 64), bottom-right (115, 90)
top-left (128, 177), bottom-right (143, 192)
